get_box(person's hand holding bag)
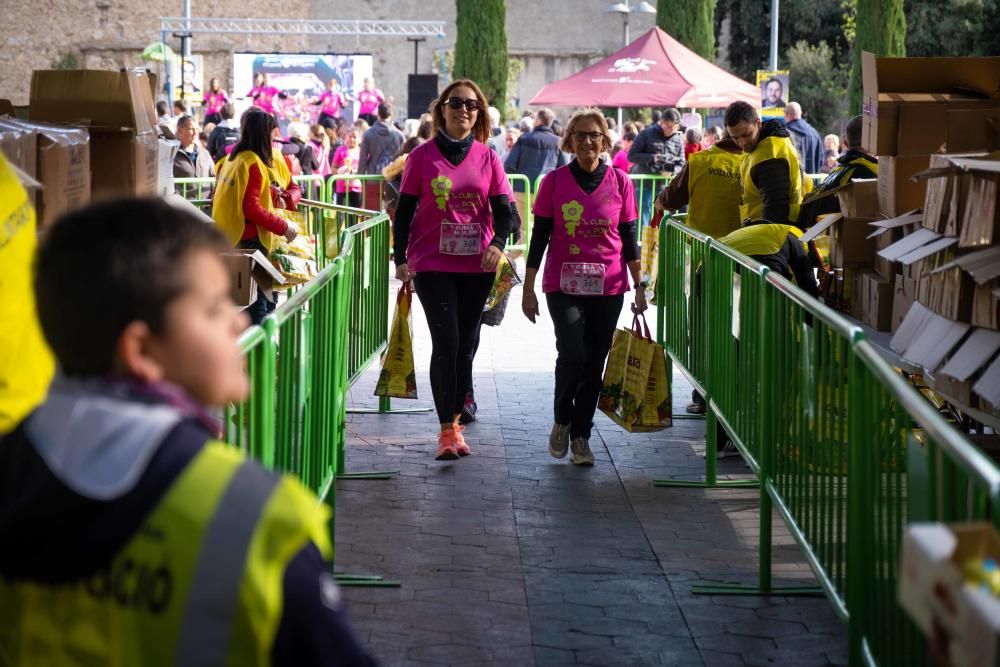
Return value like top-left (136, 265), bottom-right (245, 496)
top-left (481, 244), bottom-right (502, 272)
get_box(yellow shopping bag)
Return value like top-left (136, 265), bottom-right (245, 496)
top-left (599, 314), bottom-right (672, 433)
top-left (374, 283), bottom-right (418, 399)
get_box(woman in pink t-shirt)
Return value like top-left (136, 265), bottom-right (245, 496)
top-left (202, 77), bottom-right (229, 125)
top-left (356, 77), bottom-right (385, 126)
top-left (331, 128), bottom-right (363, 207)
top-left (393, 79), bottom-right (515, 461)
top-left (523, 109), bottom-right (646, 466)
top-left (313, 78), bottom-right (348, 129)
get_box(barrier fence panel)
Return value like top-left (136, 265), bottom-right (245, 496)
top-left (327, 174), bottom-right (387, 212)
top-left (506, 174), bottom-right (533, 253)
top-left (629, 174), bottom-right (670, 241)
top-left (224, 324), bottom-right (276, 466)
top-left (293, 174), bottom-right (326, 203)
top-left (174, 176), bottom-right (214, 201)
top-left (849, 340), bottom-right (1000, 666)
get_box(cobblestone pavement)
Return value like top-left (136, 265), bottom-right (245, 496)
top-left (335, 275), bottom-right (847, 666)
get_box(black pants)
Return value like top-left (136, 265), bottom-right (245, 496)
top-left (358, 112), bottom-right (377, 126)
top-left (546, 291), bottom-right (624, 439)
top-left (338, 191), bottom-right (362, 208)
top-left (204, 112), bottom-right (222, 125)
top-left (414, 271), bottom-right (495, 425)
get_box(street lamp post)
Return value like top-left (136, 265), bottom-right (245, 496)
top-left (607, 0), bottom-right (656, 128)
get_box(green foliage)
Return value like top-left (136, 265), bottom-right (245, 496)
top-left (720, 0), bottom-right (851, 81)
top-left (50, 52), bottom-right (80, 70)
top-left (787, 40), bottom-right (849, 136)
top-left (505, 58), bottom-right (523, 121)
top-left (905, 0), bottom-right (985, 56)
top-left (453, 0), bottom-right (508, 108)
top-left (658, 0), bottom-right (716, 60)
top-left (848, 0), bottom-right (906, 114)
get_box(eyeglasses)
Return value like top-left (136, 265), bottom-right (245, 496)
top-left (445, 97), bottom-right (481, 112)
top-left (572, 131), bottom-right (605, 144)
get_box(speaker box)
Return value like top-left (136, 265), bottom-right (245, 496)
top-left (408, 75), bottom-right (439, 119)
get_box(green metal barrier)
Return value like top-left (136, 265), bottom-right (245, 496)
top-left (174, 176), bottom-right (214, 201)
top-left (327, 174), bottom-right (386, 211)
top-left (629, 174), bottom-right (671, 240)
top-left (507, 174), bottom-right (533, 253)
top-left (224, 324), bottom-right (275, 466)
top-left (849, 340), bottom-right (1000, 666)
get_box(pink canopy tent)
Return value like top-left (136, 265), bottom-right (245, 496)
top-left (529, 27), bottom-right (760, 109)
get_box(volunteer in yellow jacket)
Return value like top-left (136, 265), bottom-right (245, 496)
top-left (798, 115), bottom-right (879, 227)
top-left (213, 108), bottom-right (302, 325)
top-left (718, 221), bottom-right (820, 297)
top-left (0, 152), bottom-right (55, 433)
top-left (522, 108), bottom-right (645, 466)
top-left (655, 133), bottom-right (743, 238)
top-left (0, 199), bottom-right (376, 667)
top-left (724, 101), bottom-right (802, 226)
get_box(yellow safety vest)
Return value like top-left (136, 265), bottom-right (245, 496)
top-left (0, 442), bottom-right (332, 667)
top-left (0, 153), bottom-right (55, 432)
top-left (718, 223), bottom-right (805, 257)
top-left (212, 149), bottom-right (291, 253)
top-left (686, 145), bottom-right (744, 238)
top-left (739, 135), bottom-right (802, 224)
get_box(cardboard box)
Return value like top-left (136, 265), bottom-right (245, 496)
top-left (861, 271), bottom-right (894, 330)
top-left (862, 52), bottom-right (1000, 156)
top-left (878, 156), bottom-right (929, 218)
top-left (916, 152), bottom-right (1000, 246)
top-left (900, 522), bottom-right (1000, 667)
top-left (221, 250), bottom-right (285, 309)
top-left (973, 280), bottom-right (1000, 330)
top-left (157, 138), bottom-right (179, 197)
top-left (892, 275), bottom-right (917, 333)
top-left (891, 300), bottom-right (970, 370)
top-left (933, 328), bottom-right (1000, 405)
top-left (29, 68), bottom-right (158, 200)
top-left (801, 212), bottom-right (878, 268)
top-left (0, 118), bottom-right (90, 229)
top-left (947, 108), bottom-right (1000, 153)
top-left (836, 179), bottom-right (879, 218)
top-left (975, 353), bottom-right (1000, 412)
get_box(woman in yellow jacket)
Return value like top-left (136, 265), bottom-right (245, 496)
top-left (213, 109), bottom-right (302, 324)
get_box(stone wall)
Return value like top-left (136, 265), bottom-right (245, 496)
top-left (2, 0), bottom-right (659, 120)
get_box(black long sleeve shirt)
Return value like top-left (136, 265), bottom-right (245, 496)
top-left (392, 133), bottom-right (513, 265)
top-left (526, 160), bottom-right (640, 270)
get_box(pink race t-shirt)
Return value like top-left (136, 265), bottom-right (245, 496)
top-left (611, 149), bottom-right (633, 174)
top-left (400, 140), bottom-right (510, 273)
top-left (319, 90), bottom-right (346, 117)
top-left (533, 164), bottom-right (638, 296)
top-left (203, 90), bottom-right (228, 115)
top-left (332, 145), bottom-right (362, 193)
top-left (357, 88), bottom-right (384, 116)
top-left (252, 86), bottom-right (281, 114)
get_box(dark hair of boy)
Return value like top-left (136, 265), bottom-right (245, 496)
top-left (220, 102), bottom-right (236, 120)
top-left (34, 198), bottom-right (229, 377)
top-left (377, 102), bottom-right (393, 121)
top-left (230, 108), bottom-right (276, 167)
top-left (844, 115), bottom-right (863, 149)
top-left (724, 101), bottom-right (758, 128)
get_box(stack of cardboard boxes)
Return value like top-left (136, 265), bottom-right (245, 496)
top-left (861, 53), bottom-right (1000, 418)
top-left (802, 53), bottom-right (1000, 418)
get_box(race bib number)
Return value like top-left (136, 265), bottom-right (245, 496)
top-left (439, 222), bottom-right (481, 256)
top-left (560, 263), bottom-right (606, 295)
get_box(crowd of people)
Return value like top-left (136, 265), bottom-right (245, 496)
top-left (0, 58), bottom-right (878, 663)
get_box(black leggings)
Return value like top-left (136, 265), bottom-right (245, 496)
top-left (546, 291), bottom-right (625, 439)
top-left (414, 271), bottom-right (495, 425)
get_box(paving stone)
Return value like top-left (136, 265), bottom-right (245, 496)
top-left (333, 277), bottom-right (848, 665)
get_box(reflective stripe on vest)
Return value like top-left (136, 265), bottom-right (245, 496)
top-left (686, 146), bottom-right (743, 239)
top-left (739, 135), bottom-right (802, 224)
top-left (174, 461), bottom-right (279, 667)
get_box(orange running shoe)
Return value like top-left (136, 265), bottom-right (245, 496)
top-left (453, 424), bottom-right (471, 456)
top-left (435, 428), bottom-right (460, 460)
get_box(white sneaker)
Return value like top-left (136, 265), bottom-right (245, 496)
top-left (570, 437), bottom-right (594, 466)
top-left (549, 423), bottom-right (570, 459)
top-left (716, 441), bottom-right (741, 460)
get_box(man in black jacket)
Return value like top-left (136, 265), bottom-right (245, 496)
top-left (628, 107), bottom-right (685, 229)
top-left (503, 108), bottom-right (568, 190)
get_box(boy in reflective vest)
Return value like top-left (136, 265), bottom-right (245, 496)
top-left (798, 115), bottom-right (879, 227)
top-left (0, 198), bottom-right (377, 666)
top-left (724, 101), bottom-right (803, 226)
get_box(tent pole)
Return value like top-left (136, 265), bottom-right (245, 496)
top-left (617, 107), bottom-right (623, 131)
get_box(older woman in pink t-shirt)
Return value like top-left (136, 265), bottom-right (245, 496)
top-left (523, 109), bottom-right (646, 466)
top-left (393, 79), bottom-right (515, 461)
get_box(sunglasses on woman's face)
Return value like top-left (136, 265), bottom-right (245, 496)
top-left (572, 131), bottom-right (605, 144)
top-left (445, 97), bottom-right (481, 112)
